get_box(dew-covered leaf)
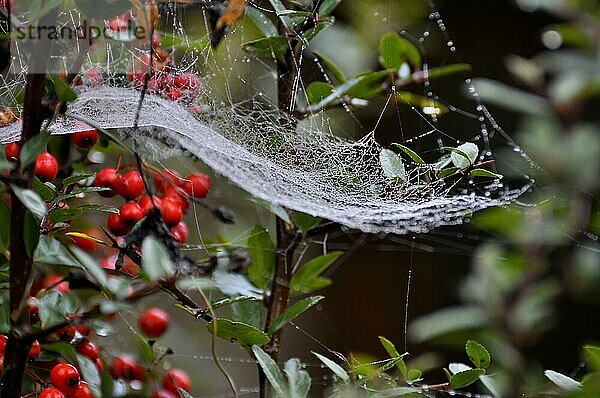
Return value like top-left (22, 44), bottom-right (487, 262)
top-left (207, 318), bottom-right (270, 346)
top-left (313, 352), bottom-right (349, 382)
top-left (391, 143), bottom-right (425, 165)
top-left (285, 358), bottom-right (311, 398)
top-left (268, 296), bottom-right (324, 335)
top-left (427, 63), bottom-right (472, 79)
top-left (242, 36), bottom-right (289, 61)
top-left (253, 345), bottom-right (288, 395)
top-left (290, 252), bottom-right (340, 296)
top-left (34, 235), bottom-right (77, 266)
top-left (379, 149), bottom-right (406, 180)
top-left (77, 354), bottom-right (102, 397)
top-left (450, 368), bottom-right (486, 389)
top-left (247, 225), bottom-right (276, 290)
top-left (470, 169), bottom-right (503, 179)
top-left (246, 5), bottom-right (278, 37)
top-left (446, 143), bottom-right (478, 169)
top-left (378, 336), bottom-right (407, 379)
top-left (141, 236), bottom-right (175, 281)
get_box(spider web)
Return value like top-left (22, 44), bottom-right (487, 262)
top-left (0, 0), bottom-right (535, 235)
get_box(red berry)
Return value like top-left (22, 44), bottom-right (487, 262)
top-left (159, 198), bottom-right (182, 226)
top-left (163, 186), bottom-right (189, 211)
top-left (99, 254), bottom-right (117, 270)
top-left (28, 340), bottom-right (40, 358)
top-left (0, 334), bottom-right (7, 354)
top-left (120, 202), bottom-right (144, 227)
top-left (157, 73), bottom-right (175, 92)
top-left (170, 221), bottom-right (189, 244)
top-left (107, 213), bottom-right (130, 236)
top-left (165, 87), bottom-right (183, 101)
top-left (181, 173), bottom-right (211, 198)
top-left (55, 326), bottom-right (76, 342)
top-left (152, 390), bottom-right (177, 398)
top-left (42, 274), bottom-right (70, 294)
top-left (50, 363), bottom-right (80, 393)
top-left (76, 340), bottom-right (99, 361)
top-left (139, 195), bottom-right (162, 216)
top-left (174, 73), bottom-right (200, 90)
top-left (139, 307), bottom-right (169, 338)
top-left (94, 168), bottom-right (124, 198)
top-left (154, 169), bottom-right (182, 192)
top-left (71, 129), bottom-right (99, 149)
top-left (120, 170), bottom-right (145, 200)
top-left (34, 152), bottom-right (59, 182)
top-left (39, 388), bottom-right (66, 398)
top-left (110, 356), bottom-right (145, 381)
top-left (95, 358), bottom-right (104, 372)
top-left (109, 15), bottom-right (130, 32)
top-left (4, 142), bottom-right (19, 160)
top-left (72, 382), bottom-right (93, 398)
top-left (163, 368), bottom-right (191, 394)
top-left (73, 324), bottom-right (91, 337)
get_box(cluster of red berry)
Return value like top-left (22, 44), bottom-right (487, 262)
top-left (4, 128), bottom-right (99, 182)
top-left (93, 165), bottom-right (210, 243)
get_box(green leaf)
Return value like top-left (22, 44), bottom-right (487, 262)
top-left (77, 204), bottom-right (119, 214)
top-left (544, 370), bottom-right (581, 391)
top-left (380, 32), bottom-right (421, 69)
top-left (249, 197), bottom-right (291, 224)
top-left (10, 185), bottom-right (47, 220)
top-left (312, 51), bottom-right (347, 83)
top-left (268, 0), bottom-right (292, 29)
top-left (268, 295), bottom-right (324, 335)
top-left (391, 143), bottom-right (425, 165)
top-left (231, 298), bottom-right (264, 329)
top-left (409, 306), bottom-right (489, 343)
top-left (62, 173), bottom-right (94, 186)
top-left (246, 6), bottom-right (278, 38)
top-left (0, 146), bottom-right (13, 171)
top-left (285, 358), bottom-right (311, 398)
top-left (141, 236), bottom-right (175, 282)
top-left (466, 340), bottom-right (491, 369)
top-left (207, 318), bottom-right (270, 346)
top-left (42, 342), bottom-right (78, 364)
top-left (319, 0), bottom-right (343, 15)
top-left (312, 352), bottom-right (349, 382)
top-left (437, 167), bottom-right (459, 179)
top-left (306, 82), bottom-right (334, 106)
top-left (242, 36), bottom-right (289, 61)
top-left (70, 247), bottom-right (108, 288)
top-left (290, 252), bottom-right (341, 296)
top-left (379, 149), bottom-right (406, 180)
top-left (37, 290), bottom-right (78, 328)
top-left (23, 212), bottom-right (40, 258)
top-left (246, 225), bottom-right (276, 290)
top-left (0, 201), bottom-right (10, 254)
top-left (213, 269), bottom-right (262, 298)
top-left (175, 276), bottom-right (215, 291)
top-left (77, 354), bottom-right (102, 397)
top-left (19, 131), bottom-right (50, 169)
top-left (48, 208), bottom-right (82, 224)
top-left (471, 78), bottom-right (551, 115)
top-left (346, 70), bottom-right (394, 99)
top-left (444, 143), bottom-right (479, 169)
top-left (479, 374), bottom-right (504, 398)
top-left (53, 77), bottom-right (77, 102)
top-left (212, 295), bottom-right (259, 309)
top-left (253, 345), bottom-right (288, 396)
top-left (470, 169), bottom-right (503, 179)
top-left (427, 63), bottom-right (472, 80)
top-left (378, 336), bottom-right (407, 379)
top-left (395, 92), bottom-right (448, 116)
top-left (450, 368), bottom-right (486, 389)
top-left (291, 212), bottom-right (322, 234)
top-left (32, 177), bottom-right (57, 201)
top-left (34, 236), bottom-right (77, 266)
top-left (407, 368), bottom-right (422, 382)
top-left (584, 345), bottom-right (600, 370)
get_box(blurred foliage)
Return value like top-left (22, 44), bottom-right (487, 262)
top-left (408, 0), bottom-right (600, 396)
